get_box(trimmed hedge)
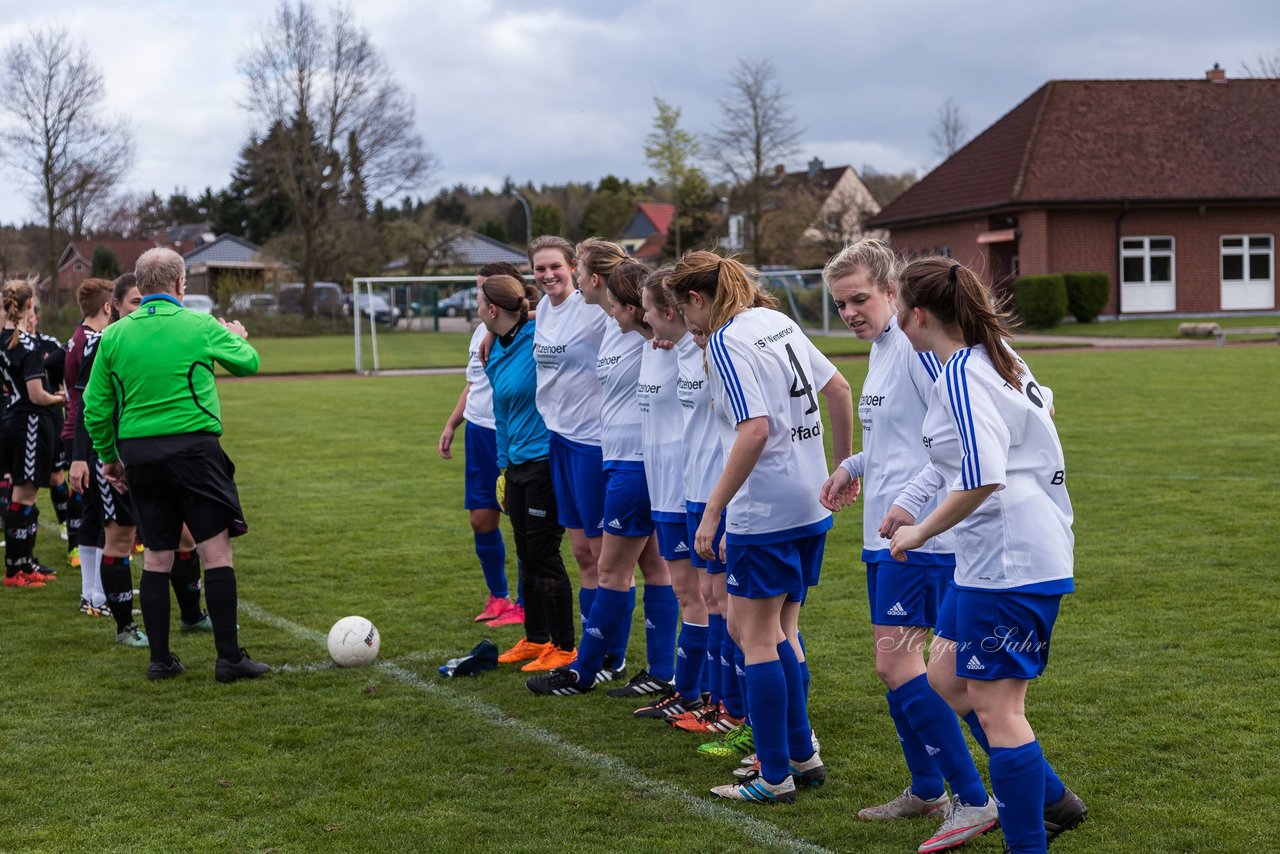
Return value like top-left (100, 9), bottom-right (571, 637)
top-left (1012, 274), bottom-right (1068, 328)
top-left (1064, 272), bottom-right (1111, 323)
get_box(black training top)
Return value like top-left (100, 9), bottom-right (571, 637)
top-left (0, 328), bottom-right (52, 419)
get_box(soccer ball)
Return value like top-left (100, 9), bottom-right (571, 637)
top-left (327, 616), bottom-right (381, 667)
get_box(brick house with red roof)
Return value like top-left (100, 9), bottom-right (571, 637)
top-left (36, 239), bottom-right (173, 301)
top-left (871, 68), bottom-right (1280, 315)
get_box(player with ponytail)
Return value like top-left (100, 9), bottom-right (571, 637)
top-left (890, 257), bottom-right (1087, 852)
top-left (667, 251), bottom-right (853, 805)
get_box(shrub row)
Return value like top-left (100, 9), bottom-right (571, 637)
top-left (1012, 272), bottom-right (1110, 327)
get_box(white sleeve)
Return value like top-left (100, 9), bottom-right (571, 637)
top-left (947, 357), bottom-right (1009, 491)
top-left (908, 349), bottom-right (942, 400)
top-left (840, 452), bottom-right (865, 479)
top-left (893, 462), bottom-right (946, 517)
top-left (708, 329), bottom-right (769, 424)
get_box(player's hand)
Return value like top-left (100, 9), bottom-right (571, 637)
top-left (478, 330), bottom-right (495, 366)
top-left (694, 514), bottom-right (719, 560)
top-left (878, 504), bottom-right (916, 540)
top-left (438, 425), bottom-right (455, 460)
top-left (717, 532), bottom-right (726, 564)
top-left (889, 524), bottom-right (926, 561)
top-left (102, 460), bottom-right (128, 493)
top-left (69, 460), bottom-right (89, 494)
top-left (496, 469), bottom-right (507, 514)
top-left (651, 338), bottom-right (675, 351)
top-left (819, 468), bottom-right (860, 511)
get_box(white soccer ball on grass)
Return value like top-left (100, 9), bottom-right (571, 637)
top-left (327, 615), bottom-right (381, 667)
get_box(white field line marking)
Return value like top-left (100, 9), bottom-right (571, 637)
top-left (239, 600), bottom-right (834, 854)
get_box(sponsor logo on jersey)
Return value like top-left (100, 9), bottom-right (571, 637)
top-left (753, 326), bottom-right (794, 350)
top-left (677, 377), bottom-right (704, 391)
top-left (637, 383), bottom-right (662, 395)
top-left (535, 344), bottom-right (568, 356)
top-left (608, 518), bottom-right (622, 530)
top-left (597, 354), bottom-right (621, 369)
top-left (791, 421), bottom-right (822, 443)
top-left (859, 394), bottom-right (885, 407)
top-left (887, 602), bottom-right (908, 617)
top-left (922, 435), bottom-right (933, 448)
top-left (587, 627), bottom-right (605, 639)
top-left (966, 655), bottom-right (985, 671)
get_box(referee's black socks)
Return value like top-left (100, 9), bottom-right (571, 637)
top-left (101, 555), bottom-right (135, 632)
top-left (203, 567), bottom-right (241, 662)
top-left (139, 570), bottom-right (171, 665)
top-left (171, 551), bottom-right (204, 624)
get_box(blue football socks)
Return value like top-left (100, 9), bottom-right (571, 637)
top-left (990, 740), bottom-right (1048, 853)
top-left (886, 689), bottom-right (946, 801)
top-left (674, 622), bottom-right (708, 701)
top-left (473, 530), bottom-right (508, 599)
top-left (643, 584), bottom-right (678, 682)
top-left (895, 674), bottom-right (987, 807)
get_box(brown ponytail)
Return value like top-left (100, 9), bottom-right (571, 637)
top-left (667, 250), bottom-right (778, 334)
top-left (479, 274), bottom-right (531, 321)
top-left (576, 238), bottom-right (629, 283)
top-left (898, 257), bottom-right (1022, 389)
top-left (2, 280), bottom-right (34, 349)
top-left (643, 265), bottom-right (677, 313)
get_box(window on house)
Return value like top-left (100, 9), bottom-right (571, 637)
top-left (74, 263), bottom-right (84, 272)
top-left (939, 246), bottom-right (952, 258)
top-left (1221, 235), bottom-right (1272, 283)
top-left (1121, 237), bottom-right (1175, 286)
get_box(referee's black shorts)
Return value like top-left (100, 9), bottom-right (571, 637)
top-left (117, 432), bottom-right (248, 551)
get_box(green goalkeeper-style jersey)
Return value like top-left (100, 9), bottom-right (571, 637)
top-left (83, 293), bottom-right (260, 463)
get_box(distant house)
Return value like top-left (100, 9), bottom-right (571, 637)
top-left (383, 228), bottom-right (529, 274)
top-left (155, 222), bottom-right (217, 249)
top-left (619, 202), bottom-right (675, 263)
top-left (37, 239), bottom-right (165, 300)
top-left (871, 67), bottom-right (1280, 314)
top-left (722, 159), bottom-right (881, 264)
top-left (183, 234), bottom-right (291, 302)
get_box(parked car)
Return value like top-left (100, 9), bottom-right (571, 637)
top-left (183, 294), bottom-right (216, 313)
top-left (344, 292), bottom-right (401, 326)
top-left (278, 282), bottom-right (345, 318)
top-left (434, 287), bottom-right (478, 317)
top-left (229, 292), bottom-right (278, 315)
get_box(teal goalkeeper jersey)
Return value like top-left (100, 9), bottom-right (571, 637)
top-left (83, 294), bottom-right (260, 463)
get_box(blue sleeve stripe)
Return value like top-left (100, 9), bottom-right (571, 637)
top-left (709, 329), bottom-right (748, 422)
top-left (917, 352), bottom-right (939, 382)
top-left (945, 350), bottom-right (981, 490)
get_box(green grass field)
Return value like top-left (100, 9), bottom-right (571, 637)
top-left (2, 346), bottom-right (1277, 852)
top-left (1022, 313), bottom-right (1280, 339)
top-left (251, 330), bottom-right (1085, 375)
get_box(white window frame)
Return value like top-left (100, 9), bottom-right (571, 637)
top-left (1120, 236), bottom-right (1176, 312)
top-left (1220, 234), bottom-right (1274, 310)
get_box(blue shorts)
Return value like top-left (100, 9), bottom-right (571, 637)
top-left (654, 518), bottom-right (690, 561)
top-left (601, 461), bottom-right (654, 538)
top-left (463, 422), bottom-right (500, 511)
top-left (866, 560), bottom-right (954, 628)
top-left (725, 529), bottom-right (827, 602)
top-left (938, 583), bottom-right (1063, 681)
top-left (686, 502), bottom-right (726, 575)
top-left (549, 432), bottom-right (605, 537)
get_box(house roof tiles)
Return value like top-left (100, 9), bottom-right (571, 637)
top-left (874, 77), bottom-right (1280, 227)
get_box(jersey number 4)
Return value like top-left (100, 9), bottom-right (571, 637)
top-left (785, 343), bottom-right (818, 415)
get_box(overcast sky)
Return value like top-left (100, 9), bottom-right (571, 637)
top-left (0, 0), bottom-right (1276, 226)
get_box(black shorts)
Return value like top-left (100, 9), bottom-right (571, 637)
top-left (117, 432), bottom-right (247, 551)
top-left (94, 456), bottom-right (136, 528)
top-left (2, 411), bottom-right (56, 487)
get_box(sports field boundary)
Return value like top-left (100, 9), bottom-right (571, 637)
top-left (237, 600), bottom-right (836, 854)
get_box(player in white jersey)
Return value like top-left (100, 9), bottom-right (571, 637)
top-left (514, 236), bottom-right (612, 673)
top-left (439, 261), bottom-right (523, 627)
top-left (889, 258), bottom-right (1087, 853)
top-left (669, 251), bottom-right (853, 805)
top-left (817, 241), bottom-right (997, 851)
top-left (528, 249), bottom-right (677, 698)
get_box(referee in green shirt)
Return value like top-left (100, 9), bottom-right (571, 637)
top-left (83, 247), bottom-right (271, 683)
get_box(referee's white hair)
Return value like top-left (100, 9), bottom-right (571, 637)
top-left (135, 247), bottom-right (186, 295)
top-left (822, 238), bottom-right (899, 293)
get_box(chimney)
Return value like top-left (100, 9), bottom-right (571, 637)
top-left (1206, 63), bottom-right (1226, 82)
top-left (808, 157), bottom-right (823, 179)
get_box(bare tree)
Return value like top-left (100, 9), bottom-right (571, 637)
top-left (0, 28), bottom-right (134, 308)
top-left (241, 2), bottom-right (436, 316)
top-left (1241, 52), bottom-right (1280, 77)
top-left (707, 58), bottom-right (803, 263)
top-left (930, 96), bottom-right (970, 160)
